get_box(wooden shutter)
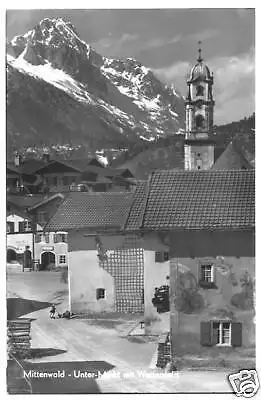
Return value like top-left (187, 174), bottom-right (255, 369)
top-left (19, 222), bottom-right (24, 233)
top-left (200, 321), bottom-right (212, 346)
top-left (231, 322), bottom-right (242, 347)
top-left (8, 222), bottom-right (15, 233)
top-left (197, 262), bottom-right (202, 283)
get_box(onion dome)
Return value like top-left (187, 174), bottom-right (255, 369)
top-left (188, 41), bottom-right (212, 82)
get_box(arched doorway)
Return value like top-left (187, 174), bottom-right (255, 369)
top-left (7, 248), bottom-right (17, 263)
top-left (41, 252), bottom-right (55, 270)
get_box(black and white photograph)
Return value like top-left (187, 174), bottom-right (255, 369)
top-left (5, 6), bottom-right (256, 395)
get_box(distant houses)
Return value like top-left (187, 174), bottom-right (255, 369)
top-left (7, 153), bottom-right (135, 194)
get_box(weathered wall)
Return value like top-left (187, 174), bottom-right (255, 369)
top-left (68, 231), bottom-right (144, 314)
top-left (170, 252), bottom-right (255, 367)
top-left (69, 249), bottom-right (115, 313)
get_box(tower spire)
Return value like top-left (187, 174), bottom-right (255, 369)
top-left (197, 40), bottom-right (203, 62)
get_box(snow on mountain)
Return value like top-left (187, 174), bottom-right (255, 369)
top-left (6, 17), bottom-right (185, 152)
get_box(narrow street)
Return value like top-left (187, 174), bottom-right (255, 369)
top-left (7, 271), bottom-right (233, 393)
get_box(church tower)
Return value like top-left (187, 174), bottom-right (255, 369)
top-left (184, 42), bottom-right (215, 170)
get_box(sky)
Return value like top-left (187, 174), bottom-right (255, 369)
top-left (6, 8), bottom-right (255, 125)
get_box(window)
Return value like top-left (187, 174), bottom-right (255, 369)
top-left (52, 176), bottom-right (58, 186)
top-left (19, 220), bottom-right (32, 233)
top-left (96, 288), bottom-right (105, 300)
top-left (198, 263), bottom-right (217, 288)
top-left (200, 321), bottom-right (242, 347)
top-left (24, 221), bottom-right (32, 232)
top-left (54, 233), bottom-right (68, 243)
top-left (155, 252), bottom-right (169, 263)
top-left (212, 321), bottom-right (231, 346)
top-left (195, 114), bottom-right (204, 128)
top-left (201, 264), bottom-right (213, 282)
top-left (44, 233), bottom-right (50, 243)
top-left (7, 222), bottom-right (14, 233)
top-left (196, 85), bottom-right (204, 97)
top-left (35, 233), bottom-right (42, 243)
top-left (59, 255), bottom-right (66, 264)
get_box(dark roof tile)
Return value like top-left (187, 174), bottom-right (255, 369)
top-left (125, 170), bottom-right (255, 231)
top-left (45, 192), bottom-right (134, 231)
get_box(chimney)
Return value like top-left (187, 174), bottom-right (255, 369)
top-left (42, 153), bottom-right (50, 164)
top-left (14, 152), bottom-right (22, 167)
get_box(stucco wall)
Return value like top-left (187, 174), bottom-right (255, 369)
top-left (34, 232), bottom-right (68, 267)
top-left (68, 232), bottom-right (144, 314)
top-left (170, 256), bottom-right (255, 366)
top-left (7, 214), bottom-right (42, 233)
top-left (69, 249), bottom-right (115, 314)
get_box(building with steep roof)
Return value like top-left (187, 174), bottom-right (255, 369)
top-left (6, 193), bottom-right (67, 270)
top-left (45, 190), bottom-right (145, 314)
top-left (124, 169), bottom-right (255, 369)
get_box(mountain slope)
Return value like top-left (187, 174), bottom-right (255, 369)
top-left (7, 17), bottom-right (185, 153)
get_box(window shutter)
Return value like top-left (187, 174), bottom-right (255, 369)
top-left (200, 321), bottom-right (212, 346)
top-left (212, 265), bottom-right (217, 284)
top-left (19, 222), bottom-right (24, 233)
top-left (8, 222), bottom-right (15, 233)
top-left (231, 322), bottom-right (242, 347)
top-left (155, 252), bottom-right (162, 262)
top-left (197, 262), bottom-right (202, 284)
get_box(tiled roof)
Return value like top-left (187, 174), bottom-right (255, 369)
top-left (212, 141), bottom-right (253, 170)
top-left (123, 181), bottom-right (148, 230)
top-left (124, 170), bottom-right (255, 231)
top-left (45, 192), bottom-right (134, 231)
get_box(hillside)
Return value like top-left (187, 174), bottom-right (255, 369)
top-left (6, 17), bottom-right (185, 155)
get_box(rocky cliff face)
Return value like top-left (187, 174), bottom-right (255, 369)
top-left (7, 17), bottom-right (185, 153)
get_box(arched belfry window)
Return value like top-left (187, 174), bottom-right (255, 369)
top-left (196, 85), bottom-right (204, 97)
top-left (195, 114), bottom-right (205, 128)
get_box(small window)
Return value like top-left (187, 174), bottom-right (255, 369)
top-left (212, 321), bottom-right (231, 346)
top-left (59, 255), bottom-right (66, 264)
top-left (44, 233), bottom-right (50, 243)
top-left (96, 288), bottom-right (105, 300)
top-left (7, 222), bottom-right (15, 233)
top-left (54, 233), bottom-right (68, 243)
top-left (196, 85), bottom-right (204, 97)
top-left (24, 221), bottom-right (32, 232)
top-left (199, 264), bottom-right (216, 288)
top-left (201, 264), bottom-right (213, 282)
top-left (200, 321), bottom-right (242, 347)
top-left (19, 220), bottom-right (32, 233)
top-left (155, 251), bottom-right (169, 263)
top-left (35, 233), bottom-right (42, 243)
